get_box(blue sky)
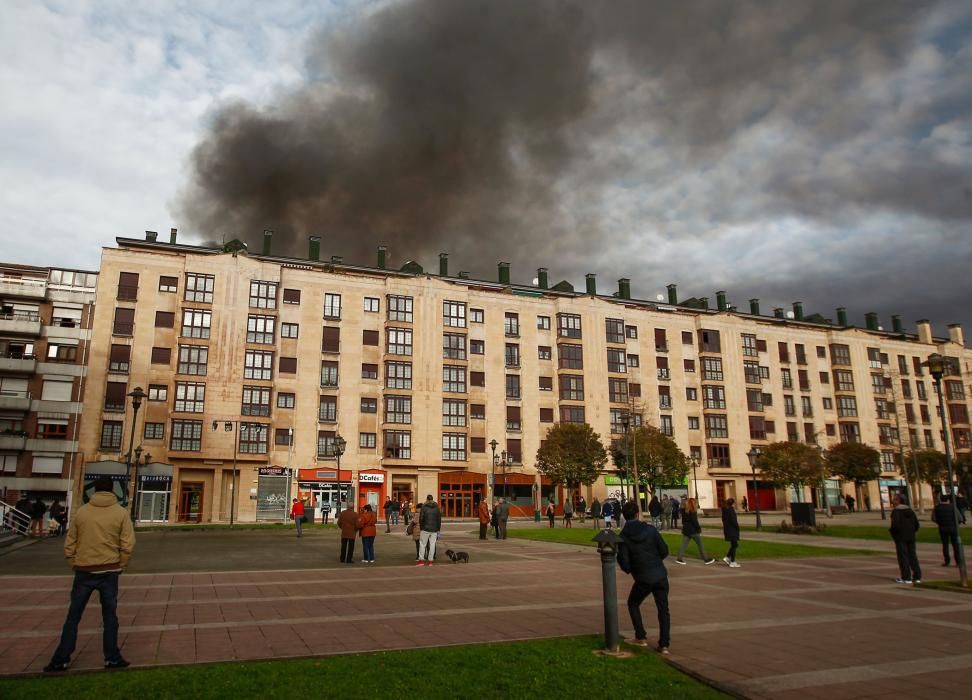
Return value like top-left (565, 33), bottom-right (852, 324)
top-left (2, 1), bottom-right (970, 336)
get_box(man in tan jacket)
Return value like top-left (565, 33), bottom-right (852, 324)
top-left (44, 477), bottom-right (136, 672)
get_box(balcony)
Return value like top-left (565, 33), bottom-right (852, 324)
top-left (0, 312), bottom-right (41, 336)
top-left (26, 438), bottom-right (78, 452)
top-left (0, 355), bottom-right (36, 373)
top-left (0, 392), bottom-right (31, 412)
top-left (0, 433), bottom-right (27, 450)
top-left (0, 275), bottom-right (47, 300)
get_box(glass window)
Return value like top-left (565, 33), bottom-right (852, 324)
top-left (319, 395), bottom-right (337, 422)
top-left (170, 419), bottom-right (202, 451)
top-left (181, 309), bottom-right (211, 339)
top-left (442, 433), bottom-right (467, 461)
top-left (385, 361), bottom-right (412, 389)
top-left (470, 308), bottom-right (484, 323)
top-left (320, 360), bottom-right (339, 387)
top-left (470, 339), bottom-right (485, 355)
top-left (177, 345), bottom-right (208, 376)
top-left (387, 328), bottom-right (413, 355)
top-left (360, 432), bottom-right (377, 449)
top-left (606, 319), bottom-right (624, 344)
top-left (559, 374), bottom-right (584, 401)
top-left (249, 280), bottom-right (277, 309)
top-left (281, 322), bottom-right (299, 338)
top-left (360, 397), bottom-right (378, 413)
top-left (100, 420), bottom-right (123, 449)
top-left (277, 392), bottom-right (295, 409)
top-left (239, 423), bottom-right (268, 454)
top-left (244, 350), bottom-right (273, 380)
top-left (506, 374), bottom-right (521, 399)
top-left (241, 386), bottom-right (270, 416)
top-left (175, 382), bottom-right (206, 413)
top-left (444, 301), bottom-right (467, 328)
top-left (537, 315), bottom-right (551, 330)
top-left (384, 430), bottom-right (411, 459)
top-left (607, 348), bottom-right (626, 373)
top-left (185, 273), bottom-right (214, 303)
top-left (388, 295), bottom-right (414, 322)
top-left (324, 293), bottom-right (342, 319)
top-left (246, 315), bottom-right (275, 344)
top-left (504, 312), bottom-right (519, 337)
top-left (364, 297), bottom-right (379, 312)
top-left (443, 399), bottom-right (467, 427)
top-left (557, 313), bottom-right (582, 338)
top-left (443, 365), bottom-right (466, 393)
top-left (443, 333), bottom-right (467, 359)
top-left (385, 396), bottom-right (412, 424)
top-left (558, 344), bottom-right (583, 369)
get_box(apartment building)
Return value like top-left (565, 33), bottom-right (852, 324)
top-left (0, 263), bottom-right (98, 509)
top-left (75, 231), bottom-right (972, 523)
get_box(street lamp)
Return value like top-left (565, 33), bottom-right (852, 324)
top-left (747, 448), bottom-right (763, 531)
top-left (124, 386), bottom-right (146, 521)
top-left (620, 413), bottom-right (641, 509)
top-left (690, 456), bottom-right (700, 504)
top-left (501, 450), bottom-right (510, 499)
top-left (334, 433), bottom-right (347, 507)
top-left (924, 352), bottom-right (967, 587)
top-left (489, 439), bottom-right (499, 501)
top-left (873, 463), bottom-right (886, 521)
top-left (817, 444), bottom-right (832, 519)
top-left (130, 446), bottom-right (152, 524)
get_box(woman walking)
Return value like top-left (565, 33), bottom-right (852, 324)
top-left (675, 498), bottom-right (715, 565)
top-left (721, 498), bottom-right (741, 568)
top-left (563, 498), bottom-right (574, 528)
top-left (545, 499), bottom-right (556, 528)
top-left (357, 504), bottom-right (378, 563)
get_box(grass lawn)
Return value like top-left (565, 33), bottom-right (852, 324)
top-left (135, 522), bottom-right (337, 532)
top-left (799, 525), bottom-right (972, 545)
top-left (506, 528), bottom-right (878, 559)
top-left (0, 636), bottom-right (725, 700)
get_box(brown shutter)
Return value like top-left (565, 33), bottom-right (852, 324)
top-left (117, 272), bottom-right (139, 300)
top-left (283, 288), bottom-right (301, 304)
top-left (155, 311), bottom-right (174, 328)
top-left (470, 437), bottom-right (486, 453)
top-left (756, 339), bottom-right (767, 352)
top-left (151, 347), bottom-right (171, 364)
top-left (683, 359), bottom-right (695, 372)
top-left (654, 328), bottom-right (667, 349)
top-left (539, 408), bottom-right (554, 422)
top-left (362, 330), bottom-right (379, 346)
top-left (322, 326), bottom-right (340, 353)
top-left (471, 371), bottom-right (485, 387)
top-left (104, 382), bottom-right (127, 410)
top-left (279, 357), bottom-right (297, 374)
top-left (506, 406), bottom-right (521, 421)
top-left (471, 403), bottom-right (485, 417)
top-left (109, 344), bottom-right (131, 363)
top-left (112, 307), bottom-right (135, 335)
top-left (658, 385), bottom-right (670, 397)
top-left (506, 439), bottom-right (521, 462)
top-left (629, 383), bottom-right (641, 397)
top-left (656, 356), bottom-right (669, 369)
top-left (764, 420), bottom-right (775, 433)
top-left (538, 376), bottom-right (553, 390)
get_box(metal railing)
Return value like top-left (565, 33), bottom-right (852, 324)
top-left (1, 500), bottom-right (31, 539)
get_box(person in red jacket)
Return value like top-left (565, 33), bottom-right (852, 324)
top-left (357, 504), bottom-right (378, 563)
top-left (290, 498), bottom-right (305, 538)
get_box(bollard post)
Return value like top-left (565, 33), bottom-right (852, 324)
top-left (593, 529), bottom-right (622, 653)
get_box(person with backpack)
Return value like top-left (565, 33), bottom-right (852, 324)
top-left (674, 498), bottom-right (715, 565)
top-left (602, 499), bottom-right (614, 528)
top-left (890, 494), bottom-right (921, 584)
top-left (417, 495), bottom-right (442, 565)
top-left (563, 498), bottom-right (574, 528)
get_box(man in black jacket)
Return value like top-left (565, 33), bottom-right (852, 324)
top-left (890, 494), bottom-right (922, 584)
top-left (932, 494), bottom-right (961, 567)
top-left (417, 495), bottom-right (442, 566)
top-left (616, 501), bottom-right (671, 654)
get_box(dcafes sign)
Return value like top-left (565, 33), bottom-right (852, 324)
top-left (358, 473), bottom-right (384, 483)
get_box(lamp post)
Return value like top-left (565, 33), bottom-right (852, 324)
top-left (334, 433), bottom-right (347, 507)
top-left (873, 464), bottom-right (886, 521)
top-left (211, 420), bottom-right (240, 526)
top-left (691, 456), bottom-right (700, 503)
top-left (925, 353), bottom-right (967, 587)
top-left (489, 439), bottom-right (498, 501)
top-left (747, 448), bottom-right (763, 531)
top-left (124, 387), bottom-right (146, 520)
top-left (501, 450), bottom-right (510, 499)
top-left (886, 370), bottom-right (921, 512)
top-left (817, 445), bottom-right (832, 519)
top-left (130, 446), bottom-right (152, 525)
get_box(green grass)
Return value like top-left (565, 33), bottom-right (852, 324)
top-left (135, 522), bottom-right (337, 532)
top-left (812, 525), bottom-right (972, 545)
top-left (0, 636), bottom-right (725, 700)
top-left (506, 527), bottom-right (878, 559)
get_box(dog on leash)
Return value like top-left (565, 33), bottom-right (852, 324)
top-left (445, 549), bottom-right (469, 563)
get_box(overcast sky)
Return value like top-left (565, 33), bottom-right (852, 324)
top-left (2, 1), bottom-right (970, 338)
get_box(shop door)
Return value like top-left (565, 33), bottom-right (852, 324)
top-left (367, 489), bottom-right (380, 510)
top-left (179, 483), bottom-right (203, 522)
top-left (746, 483), bottom-right (777, 511)
top-left (139, 492), bottom-right (169, 523)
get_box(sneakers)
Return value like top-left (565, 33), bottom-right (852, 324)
top-left (43, 661), bottom-right (69, 673)
top-left (729, 561), bottom-right (741, 568)
top-left (913, 579), bottom-right (922, 585)
top-left (895, 578), bottom-right (912, 584)
top-left (942, 562), bottom-right (951, 567)
top-left (104, 658), bottom-right (130, 670)
top-left (674, 559), bottom-right (686, 565)
top-left (704, 558), bottom-right (716, 565)
top-left (415, 561), bottom-right (425, 566)
top-left (657, 646), bottom-right (671, 655)
top-left (722, 556), bottom-right (731, 565)
top-left (626, 638), bottom-right (649, 647)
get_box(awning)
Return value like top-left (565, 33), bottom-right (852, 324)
top-left (139, 462), bottom-right (174, 478)
top-left (83, 460), bottom-right (128, 477)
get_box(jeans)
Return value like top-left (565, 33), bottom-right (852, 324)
top-left (547, 514), bottom-right (555, 528)
top-left (498, 519), bottom-right (508, 540)
top-left (340, 537), bottom-right (356, 563)
top-left (385, 514), bottom-right (392, 532)
top-left (294, 515), bottom-right (302, 537)
top-left (51, 572), bottom-right (122, 664)
top-left (726, 540), bottom-right (739, 562)
top-left (362, 536), bottom-right (375, 561)
top-left (939, 530), bottom-right (961, 565)
top-left (894, 539), bottom-right (921, 580)
top-left (392, 511), bottom-right (400, 525)
top-left (479, 522), bottom-right (488, 540)
top-left (419, 531), bottom-right (438, 561)
top-left (627, 578), bottom-right (670, 647)
top-left (677, 534), bottom-right (709, 561)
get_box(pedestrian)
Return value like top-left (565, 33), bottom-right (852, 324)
top-left (290, 498), bottom-right (304, 538)
top-left (382, 497), bottom-right (395, 533)
top-left (578, 495), bottom-right (587, 524)
top-left (49, 501), bottom-right (67, 537)
top-left (563, 498), bottom-right (574, 528)
top-left (660, 495), bottom-right (672, 531)
top-left (43, 477), bottom-right (135, 672)
top-left (889, 494), bottom-right (921, 584)
top-left (845, 494), bottom-right (856, 513)
top-left (545, 498), bottom-right (556, 528)
top-left (590, 498), bottom-right (602, 528)
top-left (406, 510), bottom-right (421, 560)
top-left (648, 495), bottom-right (662, 528)
top-left (675, 498), bottom-right (715, 565)
top-left (956, 493), bottom-right (968, 525)
top-left (670, 497), bottom-right (681, 529)
top-left (392, 499), bottom-right (401, 526)
top-left (616, 500), bottom-right (670, 654)
top-left (741, 496), bottom-right (748, 513)
top-left (478, 498), bottom-right (490, 540)
top-left (495, 497), bottom-right (510, 539)
top-left (603, 499), bottom-right (614, 528)
top-left (337, 502), bottom-right (359, 563)
top-left (932, 493), bottom-right (961, 568)
top-left (357, 504), bottom-right (378, 563)
top-left (721, 498), bottom-right (741, 568)
top-left (417, 495), bottom-right (442, 565)
top-left (864, 494), bottom-right (872, 512)
top-left (30, 496), bottom-right (47, 538)
top-left (321, 502), bottom-right (332, 525)
top-left (491, 499), bottom-right (500, 539)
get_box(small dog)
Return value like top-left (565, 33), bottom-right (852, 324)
top-left (445, 549), bottom-right (469, 563)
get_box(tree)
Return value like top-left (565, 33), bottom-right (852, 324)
top-left (611, 425), bottom-right (689, 494)
top-left (535, 423), bottom-right (608, 490)
top-left (825, 442), bottom-right (881, 485)
top-left (909, 449), bottom-right (948, 489)
top-left (755, 441), bottom-right (826, 502)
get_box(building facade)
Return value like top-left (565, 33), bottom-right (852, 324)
top-left (74, 232), bottom-right (972, 523)
top-left (0, 263), bottom-right (98, 511)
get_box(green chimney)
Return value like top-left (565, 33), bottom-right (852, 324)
top-left (792, 302), bottom-right (804, 321)
top-left (892, 315), bottom-right (903, 333)
top-left (836, 307), bottom-right (848, 326)
top-left (585, 274), bottom-right (597, 296)
top-left (865, 312), bottom-right (879, 330)
top-left (439, 253), bottom-right (448, 277)
top-left (749, 298), bottom-right (760, 315)
top-left (618, 278), bottom-right (631, 300)
top-left (716, 291), bottom-right (727, 311)
top-left (667, 284), bottom-right (677, 304)
top-left (377, 246), bottom-right (387, 269)
top-left (498, 262), bottom-right (510, 285)
top-left (774, 307), bottom-right (785, 318)
top-left (537, 268), bottom-right (548, 289)
top-left (262, 229), bottom-right (272, 255)
top-left (308, 236), bottom-right (321, 261)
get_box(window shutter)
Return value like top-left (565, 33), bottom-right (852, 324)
top-left (538, 376), bottom-right (553, 390)
top-left (322, 326), bottom-right (340, 353)
top-left (283, 288), bottom-right (301, 304)
top-left (279, 357), bottom-right (297, 373)
top-left (109, 344), bottom-right (131, 363)
top-left (629, 383), bottom-right (641, 397)
top-left (539, 408), bottom-right (554, 422)
top-left (151, 347), bottom-right (171, 364)
top-left (155, 311), bottom-right (174, 328)
top-left (471, 437), bottom-right (486, 453)
top-left (471, 371), bottom-right (485, 387)
top-left (656, 356), bottom-right (669, 369)
top-left (362, 330), bottom-right (379, 346)
top-left (506, 406), bottom-right (521, 421)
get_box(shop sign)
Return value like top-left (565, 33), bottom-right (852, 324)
top-left (359, 473), bottom-right (385, 483)
top-left (259, 467), bottom-right (291, 476)
top-left (139, 475), bottom-right (172, 483)
top-left (603, 476), bottom-right (622, 485)
top-left (315, 470), bottom-right (338, 480)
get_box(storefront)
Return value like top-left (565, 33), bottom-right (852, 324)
top-left (358, 470), bottom-right (386, 511)
top-left (438, 471), bottom-right (486, 518)
top-left (256, 466), bottom-right (292, 522)
top-left (492, 472), bottom-right (537, 517)
top-left (297, 467), bottom-right (351, 521)
top-left (880, 478), bottom-right (909, 509)
top-left (80, 460), bottom-right (129, 507)
top-left (136, 462), bottom-right (173, 523)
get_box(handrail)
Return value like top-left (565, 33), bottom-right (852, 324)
top-left (0, 500), bottom-right (31, 538)
top-left (0, 311), bottom-right (41, 322)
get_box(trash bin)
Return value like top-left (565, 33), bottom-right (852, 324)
top-left (790, 503), bottom-right (816, 527)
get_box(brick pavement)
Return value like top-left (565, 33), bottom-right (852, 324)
top-left (1, 525), bottom-right (971, 699)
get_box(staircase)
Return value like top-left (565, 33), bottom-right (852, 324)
top-left (0, 500), bottom-right (30, 547)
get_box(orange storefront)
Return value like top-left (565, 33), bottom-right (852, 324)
top-left (437, 471), bottom-right (487, 518)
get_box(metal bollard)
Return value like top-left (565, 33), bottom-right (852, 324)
top-left (593, 528), bottom-right (621, 653)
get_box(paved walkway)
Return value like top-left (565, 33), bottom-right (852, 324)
top-left (1, 525), bottom-right (970, 699)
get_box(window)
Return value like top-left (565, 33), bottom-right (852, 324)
top-left (703, 385), bottom-right (726, 409)
top-left (659, 385), bottom-right (672, 409)
top-left (185, 273), bottom-right (214, 303)
top-left (443, 399), bottom-right (467, 427)
top-left (749, 416), bottom-right (766, 440)
top-left (609, 408), bottom-right (628, 434)
top-left (112, 307), bottom-right (134, 336)
top-left (144, 422), bottom-right (164, 440)
top-left (801, 396), bottom-right (813, 417)
top-left (317, 431), bottom-right (337, 457)
top-left (471, 339), bottom-right (485, 355)
top-left (109, 344), bottom-right (131, 373)
top-left (839, 422), bottom-right (861, 443)
top-left (830, 344), bottom-right (851, 365)
top-left (323, 293), bottom-right (342, 319)
top-left (538, 345), bottom-right (551, 360)
top-left (917, 382), bottom-right (927, 401)
top-left (275, 429), bottom-right (293, 446)
top-left (660, 415), bottom-right (673, 437)
top-left (506, 374), bottom-right (521, 399)
top-left (170, 419), bottom-right (202, 451)
top-left (322, 326), bottom-right (341, 353)
top-left (688, 417), bottom-right (700, 430)
top-left (444, 333), bottom-right (467, 359)
top-left (686, 387), bottom-right (698, 401)
top-left (626, 325), bottom-right (638, 339)
top-left (746, 389), bottom-right (763, 412)
top-left (117, 271), bottom-right (139, 301)
top-left (560, 405), bottom-right (586, 423)
top-left (443, 301), bottom-right (466, 328)
top-left (362, 329), bottom-right (379, 346)
top-left (151, 347), bottom-right (171, 365)
top-left (707, 444), bottom-right (731, 468)
top-left (654, 328), bottom-right (668, 352)
top-left (557, 313), bottom-right (582, 338)
top-left (277, 392), bottom-right (295, 409)
top-left (364, 296), bottom-right (379, 312)
top-left (283, 288), bottom-right (301, 305)
top-left (360, 432), bottom-right (377, 449)
top-left (246, 315), bottom-right (275, 344)
top-left (239, 423), bottom-right (268, 454)
top-left (656, 356), bottom-right (669, 380)
top-left (784, 395), bottom-right (796, 416)
top-left (159, 275), bottom-right (178, 293)
top-left (155, 311), bottom-right (175, 329)
top-left (795, 344), bottom-right (807, 364)
top-left (705, 414), bottom-right (728, 438)
top-left (505, 343), bottom-right (520, 368)
top-left (148, 384), bottom-right (168, 402)
top-left (608, 348), bottom-right (627, 373)
top-left (946, 380), bottom-right (965, 400)
top-left (539, 408), bottom-right (554, 423)
top-left (471, 371), bottom-right (486, 387)
top-left (558, 344), bottom-right (583, 369)
top-left (319, 395), bottom-right (337, 422)
top-left (384, 430), bottom-right (411, 459)
top-left (181, 309), bottom-right (211, 339)
top-left (244, 350), bottom-right (273, 380)
top-left (441, 433), bottom-right (467, 461)
top-left (470, 308), bottom-right (484, 323)
top-left (559, 374), bottom-right (584, 401)
top-left (385, 396), bottom-right (412, 424)
top-left (361, 363), bottom-right (378, 380)
top-left (100, 420), bottom-right (123, 449)
top-left (741, 334), bottom-right (758, 356)
top-left (539, 376), bottom-right (553, 391)
top-left (387, 328), bottom-right (413, 355)
top-left (177, 345), bottom-right (208, 375)
top-left (104, 382), bottom-right (127, 412)
top-left (743, 360), bottom-right (761, 384)
top-left (833, 370), bottom-right (855, 392)
top-left (386, 361), bottom-right (413, 389)
top-left (606, 319), bottom-right (624, 343)
top-left (537, 315), bottom-right (551, 330)
top-left (628, 354), bottom-right (640, 368)
top-left (504, 312), bottom-right (520, 337)
top-left (249, 280), bottom-right (277, 309)
top-left (819, 371), bottom-right (830, 384)
top-left (778, 342), bottom-right (790, 363)
top-left (781, 368), bottom-right (793, 388)
top-left (45, 341), bottom-right (77, 362)
top-left (281, 322), bottom-right (299, 338)
top-left (702, 357), bottom-right (723, 381)
top-left (320, 360), bottom-right (339, 387)
top-left (698, 329), bottom-right (721, 353)
top-left (241, 386), bottom-right (270, 416)
top-left (361, 397), bottom-right (378, 413)
top-left (681, 331), bottom-right (693, 345)
top-left (609, 378), bottom-right (628, 403)
top-left (443, 365), bottom-right (467, 393)
top-left (471, 403), bottom-right (486, 420)
top-left (871, 373), bottom-right (887, 394)
top-left (822, 397), bottom-right (833, 410)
